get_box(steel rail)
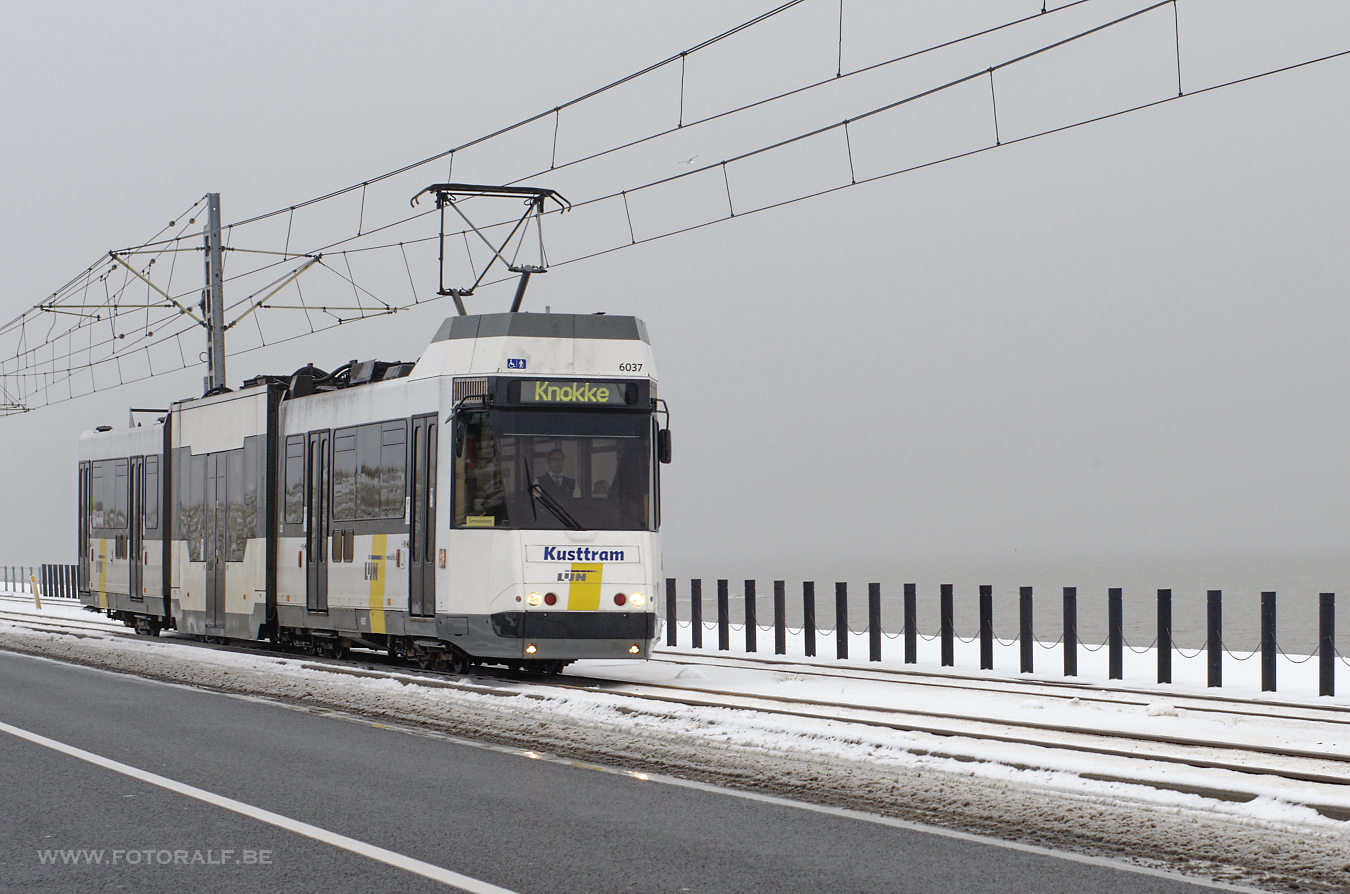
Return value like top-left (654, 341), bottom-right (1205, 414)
top-left (646, 651), bottom-right (1350, 725)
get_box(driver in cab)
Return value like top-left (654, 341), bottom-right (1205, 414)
top-left (536, 448), bottom-right (576, 500)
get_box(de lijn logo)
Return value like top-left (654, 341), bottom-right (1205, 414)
top-left (507, 358), bottom-right (527, 369)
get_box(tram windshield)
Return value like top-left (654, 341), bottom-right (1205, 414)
top-left (453, 409), bottom-right (656, 531)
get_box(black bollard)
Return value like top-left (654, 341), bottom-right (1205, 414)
top-left (666, 578), bottom-right (677, 647)
top-left (745, 579), bottom-right (757, 653)
top-left (1207, 590), bottom-right (1222, 688)
top-left (940, 584), bottom-right (954, 667)
top-left (1063, 587), bottom-right (1078, 677)
top-left (774, 580), bottom-right (786, 655)
top-left (1261, 591), bottom-right (1276, 693)
top-left (904, 583), bottom-right (917, 665)
top-left (1108, 588), bottom-right (1123, 680)
top-left (831, 586), bottom-right (842, 661)
top-left (979, 585), bottom-right (993, 670)
top-left (690, 579), bottom-right (703, 649)
top-left (1157, 589), bottom-right (1172, 684)
top-left (1019, 586), bottom-right (1033, 674)
top-left (836, 582), bottom-right (849, 660)
top-left (717, 579), bottom-right (730, 651)
top-left (804, 582), bottom-right (817, 658)
top-left (868, 583), bottom-right (881, 663)
top-left (1320, 593), bottom-right (1335, 697)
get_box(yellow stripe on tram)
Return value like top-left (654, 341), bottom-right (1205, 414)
top-left (567, 563), bottom-right (602, 611)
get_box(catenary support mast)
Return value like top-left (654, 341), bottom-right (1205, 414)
top-left (204, 192), bottom-right (227, 392)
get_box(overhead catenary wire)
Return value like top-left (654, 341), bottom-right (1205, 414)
top-left (0, 0), bottom-right (1171, 395)
top-left (222, 0), bottom-right (815, 232)
top-left (3, 2), bottom-right (1349, 413)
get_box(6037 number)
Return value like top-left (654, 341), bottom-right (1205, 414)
top-left (618, 362), bottom-right (643, 372)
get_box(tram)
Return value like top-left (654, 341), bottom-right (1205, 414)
top-left (77, 312), bottom-right (670, 672)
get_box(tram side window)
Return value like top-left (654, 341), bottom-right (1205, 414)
top-left (335, 421), bottom-right (407, 521)
top-left (111, 459), bottom-right (129, 530)
top-left (187, 454), bottom-right (207, 563)
top-left (453, 412), bottom-right (509, 528)
top-left (333, 430), bottom-right (358, 521)
top-left (243, 437), bottom-right (260, 540)
top-left (91, 463), bottom-right (106, 530)
top-left (90, 459), bottom-right (129, 531)
top-left (284, 435), bottom-right (304, 525)
top-left (379, 421), bottom-right (407, 518)
top-left (226, 449), bottom-right (246, 562)
top-left (144, 456), bottom-right (159, 532)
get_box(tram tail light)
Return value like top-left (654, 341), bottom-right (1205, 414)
top-left (613, 593), bottom-right (626, 606)
top-left (544, 592), bottom-right (557, 606)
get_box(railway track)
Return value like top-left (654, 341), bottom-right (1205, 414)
top-left (5, 597), bottom-right (1349, 819)
top-left (641, 650), bottom-right (1350, 727)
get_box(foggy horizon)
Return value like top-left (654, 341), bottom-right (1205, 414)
top-left (3, 1), bottom-right (1349, 594)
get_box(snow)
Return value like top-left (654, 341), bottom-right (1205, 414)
top-left (3, 589), bottom-right (1349, 890)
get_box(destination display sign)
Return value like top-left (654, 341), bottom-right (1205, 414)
top-left (502, 378), bottom-right (644, 407)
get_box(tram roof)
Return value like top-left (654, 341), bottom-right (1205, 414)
top-left (431, 312), bottom-right (649, 345)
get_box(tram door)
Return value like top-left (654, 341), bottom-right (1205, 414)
top-left (77, 463), bottom-right (91, 593)
top-left (128, 456), bottom-right (144, 602)
top-left (305, 430), bottom-right (330, 613)
top-left (408, 414), bottom-right (437, 616)
top-left (204, 454), bottom-right (227, 630)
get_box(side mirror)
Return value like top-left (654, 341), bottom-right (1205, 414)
top-left (453, 418), bottom-right (466, 457)
top-left (657, 428), bottom-right (672, 464)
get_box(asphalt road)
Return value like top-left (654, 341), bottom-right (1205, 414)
top-left (0, 650), bottom-right (1228, 893)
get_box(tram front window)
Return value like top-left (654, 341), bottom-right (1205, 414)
top-left (453, 410), bottom-right (655, 531)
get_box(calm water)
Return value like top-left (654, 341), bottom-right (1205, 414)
top-left (665, 551), bottom-right (1350, 655)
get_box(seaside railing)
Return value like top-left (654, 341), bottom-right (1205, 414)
top-left (663, 579), bottom-right (1344, 697)
top-left (1, 565), bottom-right (78, 599)
top-left (6, 564), bottom-right (1342, 696)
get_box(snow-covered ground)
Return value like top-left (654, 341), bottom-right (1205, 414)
top-left (2, 590), bottom-right (1349, 892)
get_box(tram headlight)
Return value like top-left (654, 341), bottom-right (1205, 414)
top-left (629, 592), bottom-right (646, 608)
top-left (526, 643), bottom-right (538, 655)
top-left (527, 592), bottom-right (542, 607)
top-left (628, 644), bottom-right (641, 655)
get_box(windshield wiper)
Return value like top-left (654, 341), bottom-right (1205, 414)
top-left (522, 455), bottom-right (581, 529)
top-left (523, 456), bottom-right (539, 522)
top-left (530, 482), bottom-right (582, 530)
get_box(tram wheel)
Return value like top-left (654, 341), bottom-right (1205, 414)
top-left (447, 650), bottom-right (472, 675)
top-left (414, 649), bottom-right (436, 670)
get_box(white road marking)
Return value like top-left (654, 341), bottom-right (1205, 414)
top-left (0, 718), bottom-right (519, 894)
top-left (0, 650), bottom-right (1263, 892)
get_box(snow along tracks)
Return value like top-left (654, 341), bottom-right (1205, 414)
top-left (5, 596), bottom-right (1350, 821)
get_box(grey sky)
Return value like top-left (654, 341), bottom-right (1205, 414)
top-left (3, 0), bottom-right (1349, 595)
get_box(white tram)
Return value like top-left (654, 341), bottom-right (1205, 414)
top-left (78, 312), bottom-right (670, 672)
